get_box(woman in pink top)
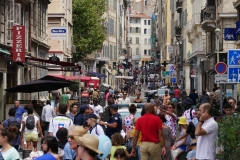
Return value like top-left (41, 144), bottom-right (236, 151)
top-left (105, 89), bottom-right (110, 103)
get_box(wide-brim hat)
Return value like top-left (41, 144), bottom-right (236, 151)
top-left (178, 116), bottom-right (188, 125)
top-left (74, 134), bottom-right (102, 155)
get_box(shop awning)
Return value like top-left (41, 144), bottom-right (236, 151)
top-left (0, 48), bottom-right (11, 55)
top-left (48, 74), bottom-right (66, 79)
top-left (115, 76), bottom-right (133, 79)
top-left (66, 76), bottom-right (91, 81)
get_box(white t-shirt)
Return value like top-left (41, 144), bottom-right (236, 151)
top-left (23, 116), bottom-right (39, 134)
top-left (1, 147), bottom-right (20, 160)
top-left (89, 105), bottom-right (103, 117)
top-left (118, 97), bottom-right (130, 104)
top-left (49, 115), bottom-right (73, 137)
top-left (196, 117), bottom-right (218, 160)
top-left (88, 124), bottom-right (105, 136)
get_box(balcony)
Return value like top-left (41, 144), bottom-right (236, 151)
top-left (201, 6), bottom-right (216, 32)
top-left (191, 13), bottom-right (202, 36)
top-left (176, 0), bottom-right (182, 13)
top-left (175, 26), bottom-right (181, 37)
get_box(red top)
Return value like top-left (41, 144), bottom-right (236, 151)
top-left (136, 113), bottom-right (162, 143)
top-left (174, 89), bottom-right (181, 98)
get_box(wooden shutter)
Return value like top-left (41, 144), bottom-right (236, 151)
top-left (7, 0), bottom-right (14, 42)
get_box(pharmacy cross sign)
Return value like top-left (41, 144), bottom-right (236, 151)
top-left (215, 62), bottom-right (227, 74)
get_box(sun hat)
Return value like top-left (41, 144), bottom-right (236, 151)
top-left (178, 116), bottom-right (188, 125)
top-left (74, 134), bottom-right (103, 154)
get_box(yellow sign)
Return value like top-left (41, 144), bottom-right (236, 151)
top-left (141, 57), bottom-right (151, 61)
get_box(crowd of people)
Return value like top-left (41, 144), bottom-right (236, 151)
top-left (1, 82), bottom-right (239, 160)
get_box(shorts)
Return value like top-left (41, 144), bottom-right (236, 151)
top-left (177, 145), bottom-right (187, 152)
top-left (24, 132), bottom-right (38, 142)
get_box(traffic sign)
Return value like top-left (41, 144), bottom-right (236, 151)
top-left (171, 78), bottom-right (176, 83)
top-left (162, 71), bottom-right (170, 77)
top-left (227, 67), bottom-right (240, 83)
top-left (228, 49), bottom-right (240, 66)
top-left (215, 62), bottom-right (227, 74)
top-left (214, 74), bottom-right (227, 83)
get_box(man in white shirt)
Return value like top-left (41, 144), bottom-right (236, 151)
top-left (49, 103), bottom-right (73, 137)
top-left (41, 100), bottom-right (55, 131)
top-left (89, 98), bottom-right (103, 119)
top-left (195, 103), bottom-right (218, 160)
top-left (87, 113), bottom-right (105, 136)
top-left (118, 92), bottom-right (130, 104)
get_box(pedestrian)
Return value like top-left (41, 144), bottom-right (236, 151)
top-left (64, 125), bottom-right (88, 160)
top-left (150, 94), bottom-right (162, 106)
top-left (74, 134), bottom-right (103, 160)
top-left (228, 97), bottom-right (237, 113)
top-left (186, 139), bottom-right (197, 160)
top-left (87, 114), bottom-right (105, 136)
top-left (133, 91), bottom-right (143, 103)
top-left (118, 92), bottom-right (131, 104)
top-left (195, 103), bottom-right (218, 160)
top-left (130, 118), bottom-right (141, 159)
top-left (35, 136), bottom-right (60, 160)
top-left (13, 100), bottom-right (26, 120)
top-left (105, 89), bottom-right (110, 104)
top-left (99, 104), bottom-right (122, 138)
top-left (172, 117), bottom-right (192, 158)
top-left (182, 98), bottom-right (196, 124)
top-left (131, 103), bottom-right (166, 159)
top-left (49, 103), bottom-right (73, 137)
top-left (2, 108), bottom-right (21, 151)
top-left (123, 104), bottom-right (137, 134)
top-left (61, 91), bottom-right (69, 104)
top-left (21, 105), bottom-right (44, 152)
top-left (189, 89), bottom-right (199, 109)
top-left (56, 128), bottom-right (68, 149)
top-left (174, 87), bottom-right (181, 101)
top-left (74, 104), bottom-right (91, 126)
top-left (0, 126), bottom-right (21, 160)
top-left (199, 90), bottom-right (210, 104)
top-left (67, 103), bottom-right (78, 121)
top-left (114, 148), bottom-right (127, 160)
top-left (157, 114), bottom-right (175, 160)
top-left (41, 100), bottom-right (55, 132)
top-left (89, 98), bottom-right (103, 119)
top-left (109, 133), bottom-right (133, 159)
top-left (162, 90), bottom-right (171, 106)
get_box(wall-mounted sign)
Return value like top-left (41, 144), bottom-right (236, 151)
top-left (12, 26), bottom-right (25, 62)
top-left (236, 21), bottom-right (240, 35)
top-left (224, 28), bottom-right (236, 41)
top-left (50, 27), bottom-right (67, 40)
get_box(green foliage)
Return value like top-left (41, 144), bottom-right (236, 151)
top-left (68, 81), bottom-right (79, 92)
top-left (218, 115), bottom-right (240, 160)
top-left (73, 0), bottom-right (107, 61)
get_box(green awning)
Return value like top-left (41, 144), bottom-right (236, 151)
top-left (0, 48), bottom-right (10, 55)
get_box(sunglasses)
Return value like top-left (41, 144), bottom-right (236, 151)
top-left (67, 135), bottom-right (75, 140)
top-left (167, 107), bottom-right (173, 109)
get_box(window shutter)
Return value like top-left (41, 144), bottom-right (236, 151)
top-left (110, 45), bottom-right (112, 60)
top-left (14, 3), bottom-right (21, 25)
top-left (7, 0), bottom-right (14, 42)
top-left (25, 11), bottom-right (29, 51)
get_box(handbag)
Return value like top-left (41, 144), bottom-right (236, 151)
top-left (171, 149), bottom-right (178, 160)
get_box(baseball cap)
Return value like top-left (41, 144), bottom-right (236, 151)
top-left (110, 104), bottom-right (118, 109)
top-left (87, 113), bottom-right (98, 119)
top-left (80, 104), bottom-right (90, 110)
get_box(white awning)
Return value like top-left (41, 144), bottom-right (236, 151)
top-left (115, 76), bottom-right (133, 79)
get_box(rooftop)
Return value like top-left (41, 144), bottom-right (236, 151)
top-left (130, 13), bottom-right (151, 18)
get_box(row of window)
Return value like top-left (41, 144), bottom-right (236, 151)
top-left (130, 18), bottom-right (151, 25)
top-left (130, 48), bottom-right (151, 56)
top-left (102, 45), bottom-right (117, 60)
top-left (129, 37), bottom-right (151, 45)
top-left (130, 27), bottom-right (151, 34)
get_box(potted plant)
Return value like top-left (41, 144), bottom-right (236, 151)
top-left (218, 115), bottom-right (240, 159)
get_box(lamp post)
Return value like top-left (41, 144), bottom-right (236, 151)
top-left (214, 28), bottom-right (222, 113)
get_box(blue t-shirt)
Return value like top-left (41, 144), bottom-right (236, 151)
top-left (63, 142), bottom-right (76, 160)
top-left (186, 150), bottom-right (196, 159)
top-left (3, 117), bottom-right (21, 145)
top-left (74, 113), bottom-right (86, 126)
top-left (106, 113), bottom-right (122, 138)
top-left (14, 106), bottom-right (26, 120)
top-left (35, 153), bottom-right (57, 160)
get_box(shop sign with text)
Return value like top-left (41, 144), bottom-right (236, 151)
top-left (12, 26), bottom-right (25, 62)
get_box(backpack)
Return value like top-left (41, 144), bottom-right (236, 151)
top-left (7, 118), bottom-right (20, 131)
top-left (26, 116), bottom-right (35, 130)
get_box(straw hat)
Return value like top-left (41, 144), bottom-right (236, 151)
top-left (74, 134), bottom-right (102, 155)
top-left (190, 139), bottom-right (197, 146)
top-left (178, 116), bottom-right (188, 125)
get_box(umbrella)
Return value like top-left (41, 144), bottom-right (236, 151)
top-left (5, 80), bottom-right (72, 93)
top-left (39, 75), bottom-right (78, 84)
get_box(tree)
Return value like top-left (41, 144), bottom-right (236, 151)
top-left (73, 0), bottom-right (107, 61)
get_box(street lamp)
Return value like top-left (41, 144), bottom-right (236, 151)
top-left (214, 28), bottom-right (221, 63)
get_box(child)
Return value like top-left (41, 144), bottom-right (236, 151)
top-left (186, 139), bottom-right (197, 160)
top-left (114, 148), bottom-right (126, 160)
top-left (223, 103), bottom-right (232, 116)
top-left (109, 133), bottom-right (133, 160)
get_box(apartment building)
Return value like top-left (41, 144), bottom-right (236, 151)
top-left (0, 0), bottom-right (51, 119)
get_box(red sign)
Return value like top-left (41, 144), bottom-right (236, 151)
top-left (12, 26), bottom-right (25, 62)
top-left (215, 62), bottom-right (227, 74)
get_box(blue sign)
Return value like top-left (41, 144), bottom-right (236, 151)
top-left (171, 78), bottom-right (176, 83)
top-left (224, 28), bottom-right (236, 41)
top-left (227, 49), bottom-right (240, 66)
top-left (215, 62), bottom-right (227, 74)
top-left (227, 67), bottom-right (240, 83)
top-left (236, 21), bottom-right (240, 35)
top-left (51, 29), bottom-right (66, 33)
